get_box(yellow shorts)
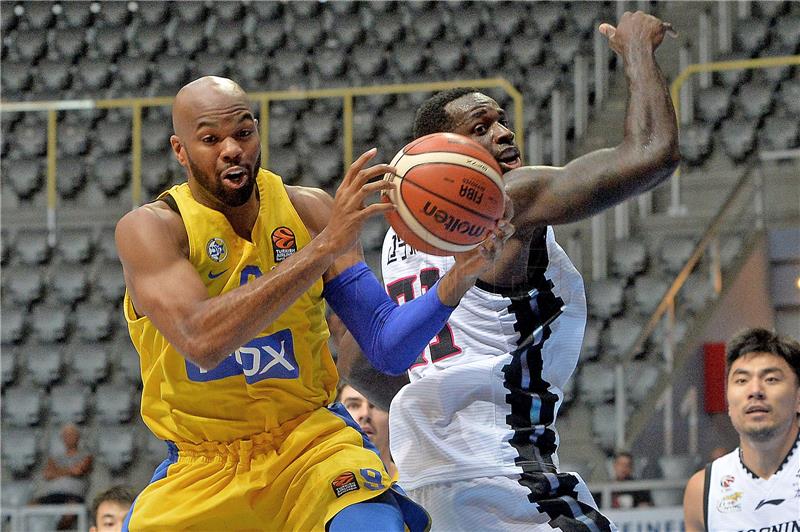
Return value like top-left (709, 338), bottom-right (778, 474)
top-left (126, 404), bottom-right (429, 531)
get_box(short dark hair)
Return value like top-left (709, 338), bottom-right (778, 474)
top-left (91, 485), bottom-right (135, 525)
top-left (412, 87), bottom-right (480, 139)
top-left (726, 328), bottom-right (800, 383)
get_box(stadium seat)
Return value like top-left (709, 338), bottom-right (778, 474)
top-left (95, 227), bottom-right (119, 261)
top-left (292, 16), bottom-right (324, 50)
top-left (773, 15), bottom-right (800, 49)
top-left (11, 29), bottom-right (48, 63)
top-left (117, 56), bottom-right (151, 91)
top-left (611, 238), bottom-right (648, 280)
top-left (116, 342), bottom-right (142, 385)
top-left (2, 60), bottom-right (33, 92)
top-left (1, 306), bottom-right (27, 345)
top-left (632, 275), bottom-right (670, 316)
top-left (603, 318), bottom-right (645, 359)
top-left (305, 143), bottom-right (343, 188)
top-left (56, 227), bottom-right (95, 264)
top-left (696, 86), bottom-right (732, 125)
top-left (550, 30), bottom-right (584, 66)
top-left (578, 362), bottom-right (615, 405)
top-left (679, 122), bottom-right (714, 166)
top-left (94, 259), bottom-right (125, 303)
top-left (70, 342), bottom-right (111, 385)
top-left (410, 9), bottom-right (444, 43)
top-left (736, 81), bottom-right (773, 120)
top-left (13, 121), bottom-right (47, 157)
top-left (75, 56), bottom-right (113, 93)
top-left (96, 1), bottom-right (130, 26)
top-left (530, 2), bottom-right (563, 35)
top-left (92, 153), bottom-right (130, 197)
top-left (95, 383), bottom-right (135, 424)
top-left (326, 12), bottom-right (363, 49)
top-left (428, 40), bottom-right (464, 75)
top-left (1, 429), bottom-right (39, 476)
top-left (74, 303), bottom-right (116, 341)
top-left (468, 36), bottom-right (503, 72)
top-left (523, 65), bottom-right (562, 101)
top-left (60, 1), bottom-right (93, 29)
top-left (141, 152), bottom-right (172, 196)
top-left (310, 46), bottom-right (348, 81)
top-left (3, 266), bottom-right (45, 306)
top-left (1, 480), bottom-right (34, 508)
top-left (272, 47), bottom-right (307, 80)
top-left (173, 21), bottom-right (207, 56)
top-left (58, 121), bottom-right (92, 156)
top-left (31, 304), bottom-right (70, 343)
top-left (267, 146), bottom-right (301, 184)
top-left (627, 362), bottom-right (660, 405)
top-left (152, 54), bottom-right (192, 95)
top-left (193, 50), bottom-right (230, 78)
top-left (0, 3), bottom-right (17, 33)
top-left (570, 1), bottom-right (607, 35)
top-left (251, 18), bottom-right (286, 53)
top-left (211, 19), bottom-right (246, 55)
top-left (758, 115), bottom-right (800, 151)
top-left (53, 264), bottom-right (90, 305)
top-left (252, 0), bottom-right (282, 21)
top-left (92, 25), bottom-right (128, 59)
top-left (659, 236), bottom-right (695, 274)
top-left (95, 118), bottom-right (132, 155)
top-left (508, 34), bottom-right (544, 68)
top-left (4, 156), bottom-right (43, 200)
top-left (352, 109), bottom-right (377, 144)
top-left (2, 348), bottom-right (18, 386)
top-left (299, 110), bottom-right (338, 145)
top-left (679, 272), bottom-right (716, 315)
top-left (350, 42), bottom-right (388, 78)
top-left (586, 279), bottom-right (624, 320)
top-left (3, 387), bottom-right (44, 427)
top-left (209, 1), bottom-right (243, 22)
top-left (1, 228), bottom-right (12, 266)
top-left (49, 384), bottom-right (90, 425)
top-left (136, 0), bottom-right (171, 25)
top-left (591, 403), bottom-right (619, 451)
top-left (230, 50), bottom-right (270, 89)
top-left (36, 59), bottom-right (73, 91)
top-left (777, 79), bottom-right (800, 115)
top-left (713, 53), bottom-right (751, 88)
top-left (658, 454), bottom-right (698, 481)
top-left (14, 228), bottom-right (51, 265)
top-left (652, 319), bottom-right (689, 352)
top-left (97, 425), bottom-right (136, 472)
top-left (131, 25), bottom-right (167, 58)
top-left (754, 1), bottom-right (787, 18)
top-left (51, 27), bottom-right (86, 64)
top-left (580, 319), bottom-right (602, 361)
top-left (448, 4), bottom-right (483, 40)
top-left (720, 118), bottom-right (757, 161)
top-left (733, 18), bottom-right (770, 56)
top-left (56, 155), bottom-right (88, 199)
top-left (27, 343), bottom-right (65, 387)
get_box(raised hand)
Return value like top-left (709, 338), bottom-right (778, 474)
top-left (599, 11), bottom-right (677, 54)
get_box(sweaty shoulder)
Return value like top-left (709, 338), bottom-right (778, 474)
top-left (286, 185), bottom-right (333, 237)
top-left (116, 199), bottom-right (189, 260)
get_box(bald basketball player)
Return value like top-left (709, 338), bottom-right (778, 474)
top-left (115, 76), bottom-right (512, 531)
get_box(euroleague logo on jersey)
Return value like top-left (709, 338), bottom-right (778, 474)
top-left (720, 475), bottom-right (735, 488)
top-left (271, 226), bottom-right (297, 262)
top-left (331, 471), bottom-right (359, 498)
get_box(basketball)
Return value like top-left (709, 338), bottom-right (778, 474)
top-left (382, 132), bottom-right (505, 256)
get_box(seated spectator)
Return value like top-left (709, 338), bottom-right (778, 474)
top-left (89, 485), bottom-right (135, 532)
top-left (33, 424), bottom-right (93, 529)
top-left (337, 383), bottom-right (398, 480)
top-left (610, 451), bottom-right (652, 509)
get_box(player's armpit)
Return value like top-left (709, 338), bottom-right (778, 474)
top-left (682, 469), bottom-right (706, 532)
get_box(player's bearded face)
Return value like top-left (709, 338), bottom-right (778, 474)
top-left (186, 148), bottom-right (260, 208)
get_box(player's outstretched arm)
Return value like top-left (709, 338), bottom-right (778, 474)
top-left (506, 11), bottom-right (680, 233)
top-left (116, 150), bottom-right (389, 371)
top-left (683, 468), bottom-right (705, 532)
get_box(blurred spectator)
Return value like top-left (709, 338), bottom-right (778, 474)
top-left (33, 424), bottom-right (93, 529)
top-left (89, 486), bottom-right (135, 532)
top-left (337, 383), bottom-right (398, 479)
top-left (610, 451), bottom-right (652, 509)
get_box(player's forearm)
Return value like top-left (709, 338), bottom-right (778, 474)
top-left (176, 236), bottom-right (339, 369)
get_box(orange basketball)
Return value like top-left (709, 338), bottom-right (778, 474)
top-left (382, 132), bottom-right (505, 256)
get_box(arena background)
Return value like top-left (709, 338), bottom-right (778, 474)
top-left (1, 0), bottom-right (798, 528)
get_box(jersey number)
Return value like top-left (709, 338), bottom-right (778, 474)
top-left (386, 267), bottom-right (461, 367)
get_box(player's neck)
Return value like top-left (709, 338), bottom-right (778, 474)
top-left (739, 423), bottom-right (799, 479)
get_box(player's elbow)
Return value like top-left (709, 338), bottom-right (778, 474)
top-left (177, 336), bottom-right (227, 371)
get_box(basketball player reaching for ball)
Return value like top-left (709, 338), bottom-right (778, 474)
top-left (683, 328), bottom-right (800, 532)
top-left (115, 76), bottom-right (512, 531)
top-left (336, 12), bottom-right (680, 531)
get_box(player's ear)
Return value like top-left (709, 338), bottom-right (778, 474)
top-left (170, 135), bottom-right (186, 166)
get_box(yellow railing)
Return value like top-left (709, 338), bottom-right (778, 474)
top-left (0, 79), bottom-right (523, 213)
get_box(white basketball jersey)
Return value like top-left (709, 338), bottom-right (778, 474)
top-left (705, 439), bottom-right (800, 532)
top-left (381, 226), bottom-right (587, 489)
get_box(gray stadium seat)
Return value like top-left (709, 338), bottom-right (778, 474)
top-left (92, 25), bottom-right (127, 59)
top-left (758, 115), bottom-right (799, 151)
top-left (679, 272), bottom-right (716, 315)
top-left (524, 65), bottom-right (562, 101)
top-left (75, 56), bottom-right (113, 93)
top-left (1, 307), bottom-right (27, 345)
top-left (95, 119), bottom-right (131, 155)
top-left (580, 319), bottom-right (602, 361)
top-left (696, 86), bottom-right (731, 125)
top-left (56, 155), bottom-right (88, 199)
top-left (116, 342), bottom-right (142, 385)
top-left (586, 279), bottom-right (624, 320)
top-left (531, 2), bottom-right (563, 35)
top-left (116, 55), bottom-right (152, 90)
top-left (3, 387), bottom-right (44, 427)
top-left (350, 43), bottom-right (388, 78)
top-left (58, 120), bottom-right (91, 156)
top-left (12, 29), bottom-right (48, 63)
top-left (1, 429), bottom-right (39, 476)
top-left (136, 0), bottom-right (171, 25)
top-left (714, 53), bottom-right (750, 88)
top-left (777, 80), bottom-right (800, 115)
top-left (95, 227), bottom-right (119, 261)
top-left (211, 19), bottom-right (246, 55)
top-left (193, 50), bottom-right (230, 78)
top-left (142, 152), bottom-right (172, 196)
top-left (95, 260), bottom-right (125, 303)
top-left (380, 106), bottom-right (415, 145)
top-left (720, 118), bottom-right (757, 161)
top-left (310, 47), bottom-right (348, 81)
top-left (352, 109), bottom-right (377, 144)
top-left (268, 146), bottom-right (301, 184)
top-left (230, 50), bottom-right (270, 89)
top-left (327, 12), bottom-right (363, 49)
top-left (611, 238), bottom-right (648, 280)
top-left (774, 15), bottom-right (800, 49)
top-left (570, 1), bottom-right (607, 35)
top-left (209, 1), bottom-right (243, 22)
top-left (508, 34), bottom-right (545, 68)
top-left (2, 61), bottom-right (33, 92)
top-left (679, 122), bottom-right (714, 166)
top-left (0, 3), bottom-right (17, 33)
top-left (132, 25), bottom-right (167, 58)
top-left (92, 153), bottom-right (130, 197)
top-left (550, 31), bottom-right (584, 66)
top-left (448, 4), bottom-right (483, 40)
top-left (305, 144), bottom-right (343, 188)
top-left (98, 425), bottom-right (136, 472)
top-left (578, 362), bottom-right (615, 404)
top-left (49, 384), bottom-right (90, 425)
top-left (652, 318), bottom-right (689, 351)
top-left (14, 228), bottom-right (51, 265)
top-left (31, 304), bottom-right (70, 343)
top-left (469, 36), bottom-right (503, 72)
top-left (175, 0), bottom-right (206, 23)
top-left (25, 2), bottom-right (55, 29)
top-left (96, 1), bottom-right (130, 26)
top-left (603, 318), bottom-right (645, 359)
top-left (4, 156), bottom-right (43, 200)
top-left (627, 361), bottom-right (660, 405)
top-left (252, 18), bottom-right (286, 53)
top-left (736, 81), bottom-right (773, 120)
top-left (1, 228), bottom-right (12, 265)
top-left (56, 228), bottom-right (95, 264)
top-left (300, 110), bottom-right (338, 145)
top-left (293, 16), bottom-right (324, 50)
top-left (70, 342), bottom-right (111, 385)
top-left (733, 18), bottom-right (770, 56)
top-left (411, 8), bottom-right (445, 43)
top-left (173, 21), bottom-right (207, 55)
top-left (95, 383), bottom-right (135, 424)
top-left (36, 59), bottom-right (72, 91)
top-left (154, 54), bottom-right (191, 92)
top-left (52, 27), bottom-right (86, 63)
top-left (27, 344), bottom-right (65, 387)
top-left (1, 480), bottom-right (34, 508)
top-left (13, 121), bottom-right (47, 157)
top-left (4, 266), bottom-right (45, 307)
top-left (53, 264), bottom-right (90, 305)
top-left (632, 275), bottom-right (670, 316)
top-left (653, 247), bottom-right (688, 289)
top-left (2, 348), bottom-right (18, 386)
top-left (61, 1), bottom-right (93, 28)
top-left (74, 303), bottom-right (116, 341)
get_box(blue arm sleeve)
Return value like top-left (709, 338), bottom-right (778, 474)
top-left (323, 262), bottom-right (455, 375)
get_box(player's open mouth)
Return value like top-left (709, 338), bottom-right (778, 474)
top-left (221, 166), bottom-right (249, 187)
top-left (497, 148), bottom-right (521, 171)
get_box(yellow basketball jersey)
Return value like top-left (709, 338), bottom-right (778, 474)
top-left (124, 169), bottom-right (338, 444)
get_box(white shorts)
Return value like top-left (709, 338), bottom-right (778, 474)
top-left (407, 474), bottom-right (616, 532)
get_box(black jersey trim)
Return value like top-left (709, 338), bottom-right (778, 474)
top-left (738, 429), bottom-right (800, 479)
top-left (703, 462), bottom-right (712, 532)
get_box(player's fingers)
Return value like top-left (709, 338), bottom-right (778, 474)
top-left (598, 23), bottom-right (616, 39)
top-left (344, 148), bottom-right (378, 184)
top-left (662, 22), bottom-right (678, 38)
top-left (355, 164), bottom-right (396, 186)
top-left (498, 220), bottom-right (515, 241)
top-left (360, 202), bottom-right (396, 219)
top-left (360, 180), bottom-right (395, 196)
